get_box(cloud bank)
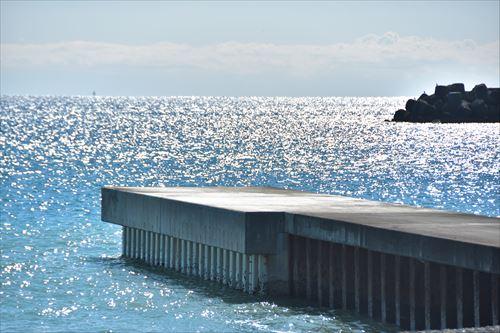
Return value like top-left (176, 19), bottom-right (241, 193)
top-left (2, 32), bottom-right (498, 76)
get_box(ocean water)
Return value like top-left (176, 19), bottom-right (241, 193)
top-left (1, 96), bottom-right (499, 333)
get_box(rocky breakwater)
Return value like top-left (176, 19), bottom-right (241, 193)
top-left (393, 83), bottom-right (500, 123)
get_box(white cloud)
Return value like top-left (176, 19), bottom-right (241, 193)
top-left (1, 32), bottom-right (498, 76)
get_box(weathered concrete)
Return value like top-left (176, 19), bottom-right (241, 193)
top-left (102, 186), bottom-right (500, 273)
top-left (101, 186), bottom-right (500, 331)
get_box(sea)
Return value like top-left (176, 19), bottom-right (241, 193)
top-left (1, 96), bottom-right (499, 333)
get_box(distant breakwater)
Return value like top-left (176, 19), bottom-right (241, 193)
top-left (393, 83), bottom-right (500, 123)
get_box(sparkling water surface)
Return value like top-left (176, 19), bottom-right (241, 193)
top-left (1, 96), bottom-right (499, 332)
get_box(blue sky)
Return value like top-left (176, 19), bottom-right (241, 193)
top-left (1, 1), bottom-right (499, 96)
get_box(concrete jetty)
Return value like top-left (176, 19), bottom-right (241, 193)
top-left (101, 186), bottom-right (500, 331)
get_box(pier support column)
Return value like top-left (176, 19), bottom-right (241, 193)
top-left (424, 261), bottom-right (431, 330)
top-left (381, 253), bottom-right (386, 323)
top-left (492, 274), bottom-right (498, 326)
top-left (328, 242), bottom-right (335, 308)
top-left (126, 228), bottom-right (131, 258)
top-left (127, 227), bottom-right (133, 257)
top-left (175, 238), bottom-right (181, 271)
top-left (198, 243), bottom-right (204, 278)
top-left (164, 235), bottom-right (169, 267)
top-left (235, 252), bottom-right (242, 289)
top-left (473, 270), bottom-right (480, 327)
top-left (318, 242), bottom-right (323, 307)
top-left (440, 266), bottom-right (447, 329)
top-left (144, 231), bottom-right (149, 263)
top-left (204, 245), bottom-right (210, 280)
top-left (193, 242), bottom-right (199, 276)
top-left (186, 241), bottom-right (192, 275)
top-left (242, 254), bottom-right (249, 292)
top-left (155, 233), bottom-right (161, 266)
top-left (180, 239), bottom-right (186, 273)
top-left (210, 246), bottom-right (216, 281)
top-left (133, 228), bottom-right (139, 259)
top-left (138, 230), bottom-right (142, 260)
top-left (258, 255), bottom-right (268, 293)
top-left (159, 234), bottom-right (165, 266)
top-left (138, 230), bottom-right (144, 260)
top-left (133, 228), bottom-right (138, 259)
top-left (395, 255), bottom-right (400, 327)
top-left (292, 236), bottom-right (300, 297)
top-left (150, 231), bottom-right (155, 264)
top-left (222, 249), bottom-right (229, 285)
top-left (129, 228), bottom-right (133, 257)
top-left (169, 236), bottom-right (175, 269)
top-left (409, 258), bottom-right (416, 331)
top-left (368, 250), bottom-right (373, 318)
top-left (229, 251), bottom-right (235, 288)
top-left (249, 255), bottom-right (258, 294)
top-left (342, 245), bottom-right (347, 310)
top-left (149, 232), bottom-right (155, 265)
top-left (306, 238), bottom-right (312, 301)
top-left (126, 227), bottom-right (131, 258)
top-left (164, 236), bottom-right (169, 268)
top-left (146, 231), bottom-right (151, 263)
top-left (155, 232), bottom-right (160, 265)
top-left (143, 230), bottom-right (148, 261)
top-left (456, 267), bottom-right (463, 328)
top-left (122, 226), bottom-right (126, 256)
top-left (131, 228), bottom-right (137, 259)
top-left (151, 232), bottom-right (156, 264)
top-left (135, 228), bottom-right (141, 259)
top-left (143, 231), bottom-right (148, 263)
top-left (354, 247), bottom-right (359, 313)
top-left (149, 232), bottom-right (154, 265)
top-left (216, 248), bottom-right (223, 282)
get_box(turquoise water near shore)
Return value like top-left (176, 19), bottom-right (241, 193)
top-left (1, 96), bottom-right (498, 332)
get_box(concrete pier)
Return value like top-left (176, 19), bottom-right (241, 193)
top-left (102, 186), bottom-right (500, 331)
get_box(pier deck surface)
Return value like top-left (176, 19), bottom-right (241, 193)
top-left (105, 186), bottom-right (500, 249)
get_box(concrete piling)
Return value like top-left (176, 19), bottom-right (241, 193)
top-left (175, 238), bottom-right (181, 271)
top-left (440, 266), bottom-right (447, 329)
top-left (222, 249), bottom-right (228, 285)
top-left (381, 253), bottom-right (386, 324)
top-left (169, 236), bottom-right (175, 269)
top-left (241, 254), bottom-right (248, 292)
top-left (122, 226), bottom-right (127, 256)
top-left (228, 251), bottom-right (234, 286)
top-left (306, 238), bottom-right (312, 300)
top-left (425, 261), bottom-right (431, 330)
top-left (258, 255), bottom-right (267, 293)
top-left (210, 246), bottom-right (216, 281)
top-left (368, 250), bottom-right (374, 318)
top-left (216, 247), bottom-right (222, 282)
top-left (204, 245), bottom-right (211, 280)
top-left (235, 252), bottom-right (242, 289)
top-left (456, 267), bottom-right (463, 328)
top-left (186, 240), bottom-right (192, 275)
top-left (106, 186), bottom-right (500, 332)
top-left (342, 244), bottom-right (347, 310)
top-left (328, 242), bottom-right (335, 308)
top-left (473, 270), bottom-right (480, 327)
top-left (120, 225), bottom-right (500, 332)
top-left (492, 275), bottom-right (498, 325)
top-left (395, 255), bottom-right (401, 327)
top-left (247, 255), bottom-right (254, 293)
top-left (198, 244), bottom-right (205, 278)
top-left (318, 242), bottom-right (323, 307)
top-left (354, 247), bottom-right (360, 312)
top-left (193, 242), bottom-right (198, 275)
